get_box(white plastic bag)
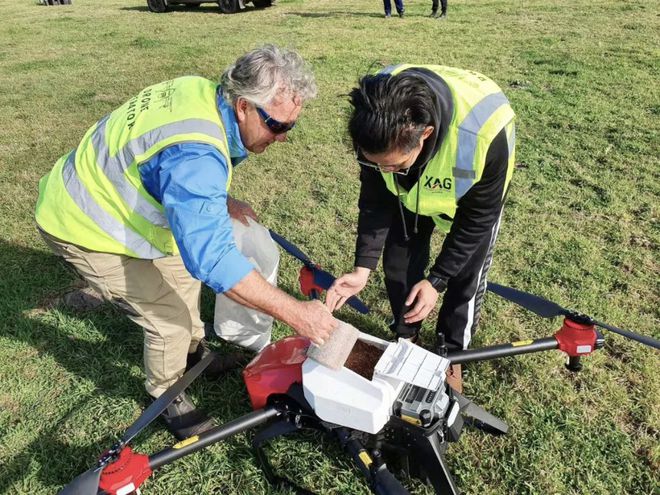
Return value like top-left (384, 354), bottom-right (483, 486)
top-left (214, 217), bottom-right (279, 352)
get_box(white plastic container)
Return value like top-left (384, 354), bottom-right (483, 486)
top-left (302, 357), bottom-right (404, 434)
top-left (302, 334), bottom-right (450, 434)
top-left (214, 218), bottom-right (279, 352)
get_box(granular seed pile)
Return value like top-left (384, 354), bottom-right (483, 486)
top-left (345, 340), bottom-right (385, 380)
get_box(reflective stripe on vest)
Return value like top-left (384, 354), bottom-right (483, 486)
top-left (89, 115), bottom-right (226, 229)
top-left (376, 65), bottom-right (515, 232)
top-left (454, 91), bottom-right (511, 199)
top-left (381, 64), bottom-right (402, 75)
top-left (36, 77), bottom-right (231, 258)
top-left (59, 116), bottom-right (228, 258)
top-left (62, 150), bottom-right (166, 258)
top-left (507, 123), bottom-right (516, 158)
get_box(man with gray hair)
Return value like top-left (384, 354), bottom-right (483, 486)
top-left (35, 45), bottom-right (336, 440)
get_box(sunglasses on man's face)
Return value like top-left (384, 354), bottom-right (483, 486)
top-left (255, 106), bottom-right (296, 135)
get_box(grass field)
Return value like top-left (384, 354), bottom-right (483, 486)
top-left (0, 0), bottom-right (658, 493)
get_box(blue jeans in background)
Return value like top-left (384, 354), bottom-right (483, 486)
top-left (383, 0), bottom-right (404, 16)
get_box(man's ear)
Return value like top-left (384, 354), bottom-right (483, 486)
top-left (234, 97), bottom-right (249, 123)
top-left (421, 125), bottom-right (435, 140)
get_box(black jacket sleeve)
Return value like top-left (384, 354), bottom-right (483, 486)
top-left (353, 165), bottom-right (396, 270)
top-left (429, 127), bottom-right (511, 281)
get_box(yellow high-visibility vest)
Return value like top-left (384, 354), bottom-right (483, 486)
top-left (36, 77), bottom-right (232, 258)
top-left (381, 65), bottom-right (516, 232)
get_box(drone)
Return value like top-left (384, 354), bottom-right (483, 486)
top-left (58, 230), bottom-right (659, 495)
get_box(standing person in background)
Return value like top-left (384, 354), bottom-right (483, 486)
top-left (35, 45), bottom-right (338, 440)
top-left (383, 0), bottom-right (404, 18)
top-left (430, 0), bottom-right (447, 19)
top-left (326, 65), bottom-right (515, 392)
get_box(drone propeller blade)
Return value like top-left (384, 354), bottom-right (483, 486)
top-left (488, 282), bottom-right (659, 350)
top-left (312, 268), bottom-right (370, 314)
top-left (121, 351), bottom-right (215, 445)
top-left (593, 320), bottom-right (660, 349)
top-left (59, 352), bottom-right (215, 495)
top-left (58, 466), bottom-right (103, 495)
top-left (269, 229), bottom-right (370, 314)
top-left (487, 282), bottom-right (569, 318)
top-left (269, 229), bottom-right (314, 266)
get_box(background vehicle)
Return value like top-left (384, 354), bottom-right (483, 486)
top-left (147, 0), bottom-right (272, 14)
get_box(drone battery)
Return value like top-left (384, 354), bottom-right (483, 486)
top-left (395, 383), bottom-right (443, 427)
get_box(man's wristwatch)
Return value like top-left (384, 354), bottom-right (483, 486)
top-left (426, 274), bottom-right (447, 293)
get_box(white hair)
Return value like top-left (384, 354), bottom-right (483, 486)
top-left (221, 44), bottom-right (317, 107)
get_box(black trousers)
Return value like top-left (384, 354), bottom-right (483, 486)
top-left (431, 0), bottom-right (447, 13)
top-left (383, 207), bottom-right (502, 352)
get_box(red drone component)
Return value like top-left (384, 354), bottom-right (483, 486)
top-left (555, 318), bottom-right (598, 357)
top-left (298, 265), bottom-right (324, 298)
top-left (98, 446), bottom-right (152, 495)
top-left (243, 336), bottom-right (309, 409)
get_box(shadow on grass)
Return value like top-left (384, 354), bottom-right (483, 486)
top-left (121, 5), bottom-right (396, 18)
top-left (287, 10), bottom-right (387, 18)
top-left (0, 239), bottom-right (156, 490)
top-left (0, 235), bottom-right (395, 492)
top-left (120, 5), bottom-right (266, 15)
top-left (0, 237), bottom-right (359, 492)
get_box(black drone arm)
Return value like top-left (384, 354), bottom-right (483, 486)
top-left (149, 406), bottom-right (280, 470)
top-left (84, 407), bottom-right (282, 495)
top-left (448, 336), bottom-right (558, 365)
top-left (447, 316), bottom-right (607, 375)
top-left (335, 428), bottom-right (410, 495)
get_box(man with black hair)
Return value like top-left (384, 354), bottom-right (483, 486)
top-left (326, 65), bottom-right (515, 392)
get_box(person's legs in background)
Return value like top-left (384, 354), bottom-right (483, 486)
top-left (383, 0), bottom-right (392, 17)
top-left (431, 0), bottom-right (447, 18)
top-left (394, 0), bottom-right (405, 17)
top-left (439, 0), bottom-right (447, 18)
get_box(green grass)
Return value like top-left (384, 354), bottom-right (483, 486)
top-left (0, 0), bottom-right (658, 493)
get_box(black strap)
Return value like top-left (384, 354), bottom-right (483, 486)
top-left (252, 419), bottom-right (317, 495)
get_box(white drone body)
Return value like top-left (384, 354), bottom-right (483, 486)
top-left (302, 334), bottom-right (454, 434)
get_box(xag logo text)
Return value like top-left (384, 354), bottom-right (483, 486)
top-left (423, 175), bottom-right (452, 190)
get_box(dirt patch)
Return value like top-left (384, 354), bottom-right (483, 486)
top-left (345, 340), bottom-right (385, 380)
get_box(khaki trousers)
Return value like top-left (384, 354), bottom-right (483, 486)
top-left (40, 229), bottom-right (205, 397)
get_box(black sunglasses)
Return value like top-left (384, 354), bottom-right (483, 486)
top-left (256, 106), bottom-right (296, 135)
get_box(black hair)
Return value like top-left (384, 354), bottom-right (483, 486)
top-left (348, 72), bottom-right (436, 154)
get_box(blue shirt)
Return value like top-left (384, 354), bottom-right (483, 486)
top-left (139, 90), bottom-right (254, 293)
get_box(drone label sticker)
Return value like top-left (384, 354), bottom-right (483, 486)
top-left (511, 339), bottom-right (533, 347)
top-left (173, 435), bottom-right (200, 449)
top-left (358, 451), bottom-right (373, 467)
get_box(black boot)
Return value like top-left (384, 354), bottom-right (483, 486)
top-left (159, 392), bottom-right (216, 440)
top-left (186, 338), bottom-right (250, 379)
